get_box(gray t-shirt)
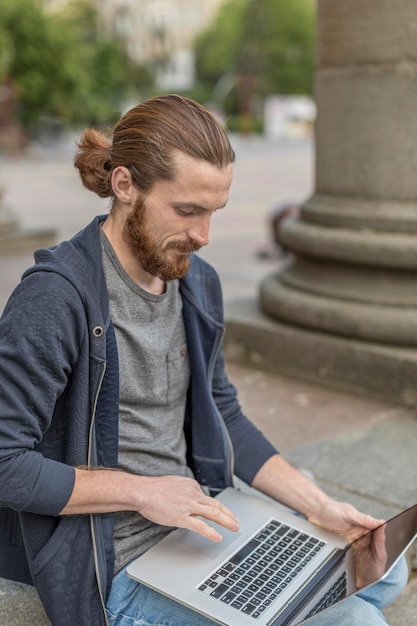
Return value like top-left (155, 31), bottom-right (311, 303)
top-left (101, 230), bottom-right (192, 574)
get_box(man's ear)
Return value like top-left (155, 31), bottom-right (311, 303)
top-left (111, 166), bottom-right (136, 204)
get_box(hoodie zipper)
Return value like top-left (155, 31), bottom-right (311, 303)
top-left (181, 277), bottom-right (236, 489)
top-left (88, 360), bottom-right (109, 625)
top-left (207, 327), bottom-right (235, 487)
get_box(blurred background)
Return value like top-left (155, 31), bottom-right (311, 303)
top-left (2, 0), bottom-right (417, 409)
top-left (2, 5), bottom-right (417, 622)
top-left (0, 0), bottom-right (316, 148)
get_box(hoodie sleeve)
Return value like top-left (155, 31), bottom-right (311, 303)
top-left (0, 271), bottom-right (87, 516)
top-left (195, 257), bottom-right (279, 484)
top-left (211, 347), bottom-right (279, 486)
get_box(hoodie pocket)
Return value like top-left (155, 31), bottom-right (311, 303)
top-left (31, 516), bottom-right (77, 576)
top-left (30, 516), bottom-right (105, 626)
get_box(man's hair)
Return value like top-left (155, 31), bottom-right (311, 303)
top-left (74, 94), bottom-right (235, 200)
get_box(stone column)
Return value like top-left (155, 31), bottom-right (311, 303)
top-left (258, 0), bottom-right (417, 405)
top-left (0, 192), bottom-right (56, 256)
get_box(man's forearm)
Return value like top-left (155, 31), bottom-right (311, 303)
top-left (59, 467), bottom-right (141, 515)
top-left (59, 468), bottom-right (240, 542)
top-left (251, 453), bottom-right (331, 519)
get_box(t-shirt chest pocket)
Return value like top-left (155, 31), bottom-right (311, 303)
top-left (166, 343), bottom-right (190, 404)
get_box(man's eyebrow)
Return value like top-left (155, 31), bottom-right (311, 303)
top-left (175, 201), bottom-right (228, 211)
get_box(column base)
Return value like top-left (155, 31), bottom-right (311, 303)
top-left (0, 206), bottom-right (56, 256)
top-left (224, 298), bottom-right (417, 407)
top-left (260, 272), bottom-right (417, 347)
top-left (0, 228), bottom-right (56, 256)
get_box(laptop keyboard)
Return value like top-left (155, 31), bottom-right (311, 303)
top-left (198, 519), bottom-right (326, 619)
top-left (305, 572), bottom-right (347, 618)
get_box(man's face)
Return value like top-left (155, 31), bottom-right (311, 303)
top-left (122, 152), bottom-right (233, 281)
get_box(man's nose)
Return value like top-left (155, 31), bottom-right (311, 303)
top-left (188, 216), bottom-right (211, 247)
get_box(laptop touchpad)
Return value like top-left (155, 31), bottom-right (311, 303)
top-left (177, 525), bottom-right (241, 559)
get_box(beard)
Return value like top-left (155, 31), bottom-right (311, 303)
top-left (122, 197), bottom-right (201, 281)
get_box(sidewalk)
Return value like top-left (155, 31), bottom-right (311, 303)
top-left (0, 135), bottom-right (416, 624)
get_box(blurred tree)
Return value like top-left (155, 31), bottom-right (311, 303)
top-left (55, 0), bottom-right (153, 127)
top-left (194, 0), bottom-right (247, 92)
top-left (0, 0), bottom-right (152, 131)
top-left (0, 28), bottom-right (13, 81)
top-left (194, 0), bottom-right (315, 115)
top-left (0, 0), bottom-right (79, 128)
top-left (258, 0), bottom-right (316, 95)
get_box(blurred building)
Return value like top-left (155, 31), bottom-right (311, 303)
top-left (94, 0), bottom-right (225, 90)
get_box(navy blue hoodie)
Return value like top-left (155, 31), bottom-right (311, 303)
top-left (0, 216), bottom-right (277, 625)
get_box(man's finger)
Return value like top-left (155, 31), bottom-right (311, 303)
top-left (198, 498), bottom-right (240, 528)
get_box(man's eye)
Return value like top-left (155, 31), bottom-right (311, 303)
top-left (176, 207), bottom-right (196, 216)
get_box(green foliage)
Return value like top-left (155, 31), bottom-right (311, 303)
top-left (256, 0), bottom-right (316, 95)
top-left (0, 0), bottom-right (152, 130)
top-left (0, 27), bottom-right (13, 80)
top-left (194, 0), bottom-right (248, 87)
top-left (194, 0), bottom-right (316, 111)
top-left (0, 0), bottom-right (77, 127)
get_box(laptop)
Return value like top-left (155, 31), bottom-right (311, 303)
top-left (127, 486), bottom-right (417, 625)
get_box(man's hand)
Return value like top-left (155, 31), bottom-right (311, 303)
top-left (135, 475), bottom-right (240, 541)
top-left (307, 498), bottom-right (388, 589)
top-left (60, 468), bottom-right (239, 542)
top-left (351, 523), bottom-right (387, 589)
top-left (307, 498), bottom-right (383, 543)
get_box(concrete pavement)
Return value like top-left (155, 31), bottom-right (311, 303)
top-left (0, 134), bottom-right (416, 624)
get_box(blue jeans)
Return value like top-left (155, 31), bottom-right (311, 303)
top-left (106, 555), bottom-right (409, 626)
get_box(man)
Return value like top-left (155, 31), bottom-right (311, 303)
top-left (0, 95), bottom-right (407, 625)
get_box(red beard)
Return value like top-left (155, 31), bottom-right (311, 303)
top-left (122, 201), bottom-right (201, 281)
